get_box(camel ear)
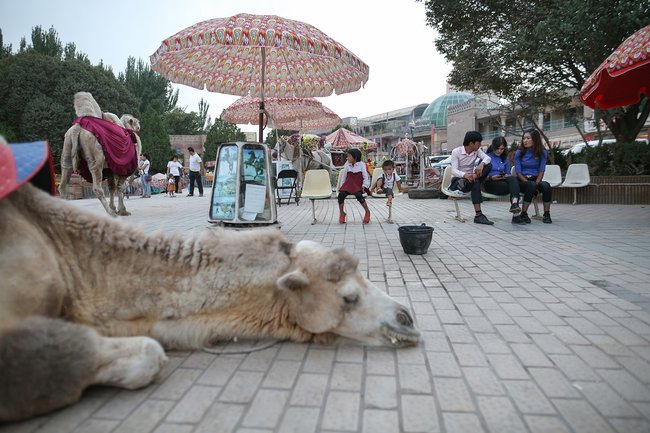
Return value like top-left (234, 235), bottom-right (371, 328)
top-left (277, 270), bottom-right (309, 291)
top-left (326, 249), bottom-right (359, 281)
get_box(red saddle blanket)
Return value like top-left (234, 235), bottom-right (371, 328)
top-left (73, 117), bottom-right (138, 182)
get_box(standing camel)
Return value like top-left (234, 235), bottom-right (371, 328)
top-left (279, 137), bottom-right (335, 195)
top-left (59, 92), bottom-right (141, 216)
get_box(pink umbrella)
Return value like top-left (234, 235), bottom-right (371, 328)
top-left (221, 95), bottom-right (341, 130)
top-left (150, 13), bottom-right (369, 141)
top-left (325, 128), bottom-right (378, 151)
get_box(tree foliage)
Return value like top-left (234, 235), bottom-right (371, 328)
top-left (139, 107), bottom-right (173, 173)
top-left (419, 0), bottom-right (650, 143)
top-left (119, 57), bottom-right (177, 115)
top-left (203, 118), bottom-right (246, 163)
top-left (265, 128), bottom-right (298, 147)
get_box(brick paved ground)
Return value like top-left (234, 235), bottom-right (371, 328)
top-left (3, 189), bottom-right (650, 433)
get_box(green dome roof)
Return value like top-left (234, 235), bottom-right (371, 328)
top-left (421, 92), bottom-right (473, 127)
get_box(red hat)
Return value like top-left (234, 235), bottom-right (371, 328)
top-left (0, 141), bottom-right (55, 201)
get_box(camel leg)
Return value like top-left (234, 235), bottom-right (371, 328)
top-left (59, 166), bottom-right (72, 199)
top-left (0, 316), bottom-right (167, 422)
top-left (106, 176), bottom-right (118, 213)
top-left (114, 176), bottom-right (130, 216)
top-left (88, 162), bottom-right (115, 217)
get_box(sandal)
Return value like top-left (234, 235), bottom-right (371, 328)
top-left (363, 213), bottom-right (370, 224)
top-left (339, 212), bottom-right (347, 224)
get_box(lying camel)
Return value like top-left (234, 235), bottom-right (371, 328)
top-left (0, 179), bottom-right (419, 421)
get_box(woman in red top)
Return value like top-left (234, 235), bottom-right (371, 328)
top-left (338, 148), bottom-right (371, 224)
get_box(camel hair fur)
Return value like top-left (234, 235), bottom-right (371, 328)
top-left (0, 182), bottom-right (419, 421)
top-left (58, 92), bottom-right (141, 217)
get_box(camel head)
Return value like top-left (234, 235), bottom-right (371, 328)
top-left (120, 115), bottom-right (140, 133)
top-left (277, 241), bottom-right (420, 347)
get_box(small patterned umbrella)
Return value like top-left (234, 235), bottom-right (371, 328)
top-left (325, 128), bottom-right (378, 150)
top-left (580, 24), bottom-right (650, 109)
top-left (221, 95), bottom-right (341, 130)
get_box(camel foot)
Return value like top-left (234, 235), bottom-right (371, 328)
top-left (117, 210), bottom-right (131, 216)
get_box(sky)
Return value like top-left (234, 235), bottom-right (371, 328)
top-left (0, 0), bottom-right (452, 136)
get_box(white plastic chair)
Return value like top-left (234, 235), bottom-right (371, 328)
top-left (561, 163), bottom-right (590, 205)
top-left (440, 167), bottom-right (471, 222)
top-left (301, 169), bottom-right (333, 224)
top-left (543, 165), bottom-right (562, 187)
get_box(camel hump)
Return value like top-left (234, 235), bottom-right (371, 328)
top-left (102, 112), bottom-right (124, 127)
top-left (74, 92), bottom-right (102, 118)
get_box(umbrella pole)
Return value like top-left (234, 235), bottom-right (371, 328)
top-left (259, 47), bottom-right (266, 143)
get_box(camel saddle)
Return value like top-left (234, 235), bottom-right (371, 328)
top-left (0, 141), bottom-right (55, 202)
top-left (73, 117), bottom-right (139, 182)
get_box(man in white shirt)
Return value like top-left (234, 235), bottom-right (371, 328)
top-left (166, 156), bottom-right (183, 194)
top-left (450, 131), bottom-right (494, 225)
top-left (186, 147), bottom-right (204, 197)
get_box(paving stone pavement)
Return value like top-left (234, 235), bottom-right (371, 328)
top-left (3, 189), bottom-right (650, 433)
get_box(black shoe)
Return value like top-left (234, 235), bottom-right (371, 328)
top-left (520, 212), bottom-right (531, 224)
top-left (543, 213), bottom-right (552, 224)
top-left (509, 203), bottom-right (521, 214)
top-left (186, 194), bottom-right (194, 197)
top-left (474, 214), bottom-right (494, 225)
top-left (512, 215), bottom-right (526, 225)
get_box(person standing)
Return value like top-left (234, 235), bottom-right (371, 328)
top-left (139, 154), bottom-right (151, 198)
top-left (514, 129), bottom-right (553, 224)
top-left (449, 131), bottom-right (493, 225)
top-left (166, 156), bottom-right (183, 194)
top-left (186, 147), bottom-right (204, 197)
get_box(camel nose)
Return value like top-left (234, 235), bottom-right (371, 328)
top-left (396, 308), bottom-right (414, 328)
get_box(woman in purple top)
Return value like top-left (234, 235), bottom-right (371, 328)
top-left (484, 137), bottom-right (524, 224)
top-left (514, 129), bottom-right (552, 224)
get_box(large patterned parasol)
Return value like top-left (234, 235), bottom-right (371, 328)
top-left (221, 95), bottom-right (341, 131)
top-left (580, 24), bottom-right (650, 109)
top-left (150, 13), bottom-right (369, 141)
top-left (325, 128), bottom-right (378, 151)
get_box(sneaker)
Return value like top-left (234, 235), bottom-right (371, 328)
top-left (199, 194), bottom-right (204, 197)
top-left (186, 194), bottom-right (194, 197)
top-left (543, 213), bottom-right (552, 224)
top-left (509, 203), bottom-right (521, 214)
top-left (520, 212), bottom-right (531, 224)
top-left (474, 213), bottom-right (494, 225)
top-left (511, 215), bottom-right (526, 225)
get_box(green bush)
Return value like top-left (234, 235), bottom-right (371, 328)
top-left (572, 141), bottom-right (650, 176)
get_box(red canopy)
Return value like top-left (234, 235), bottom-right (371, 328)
top-left (580, 24), bottom-right (650, 109)
top-left (325, 128), bottom-right (377, 150)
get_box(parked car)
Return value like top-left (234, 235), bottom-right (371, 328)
top-left (562, 139), bottom-right (617, 156)
top-left (429, 155), bottom-right (450, 164)
top-left (431, 155), bottom-right (452, 174)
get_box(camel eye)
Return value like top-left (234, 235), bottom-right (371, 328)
top-left (343, 295), bottom-right (359, 305)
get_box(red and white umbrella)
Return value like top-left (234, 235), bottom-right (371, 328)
top-left (221, 95), bottom-right (341, 131)
top-left (325, 128), bottom-right (378, 150)
top-left (150, 13), bottom-right (369, 141)
top-left (580, 24), bottom-right (650, 109)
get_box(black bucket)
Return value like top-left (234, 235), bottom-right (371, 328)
top-left (398, 224), bottom-right (434, 255)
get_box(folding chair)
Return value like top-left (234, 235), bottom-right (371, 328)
top-left (561, 163), bottom-right (590, 205)
top-left (274, 169), bottom-right (298, 206)
top-left (440, 167), bottom-right (471, 222)
top-left (300, 169), bottom-right (333, 224)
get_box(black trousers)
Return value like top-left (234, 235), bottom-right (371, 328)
top-left (338, 191), bottom-right (365, 204)
top-left (519, 176), bottom-right (552, 203)
top-left (188, 170), bottom-right (203, 195)
top-left (173, 175), bottom-right (180, 193)
top-left (451, 163), bottom-right (491, 204)
top-left (484, 175), bottom-right (520, 201)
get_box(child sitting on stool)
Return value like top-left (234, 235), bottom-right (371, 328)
top-left (371, 159), bottom-right (402, 206)
top-left (338, 148), bottom-right (371, 224)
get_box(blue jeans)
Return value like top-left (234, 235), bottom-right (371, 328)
top-left (140, 173), bottom-right (151, 196)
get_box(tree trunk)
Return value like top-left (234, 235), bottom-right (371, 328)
top-left (598, 97), bottom-right (650, 143)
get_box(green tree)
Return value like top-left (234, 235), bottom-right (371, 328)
top-left (119, 57), bottom-right (177, 115)
top-left (419, 0), bottom-right (650, 143)
top-left (0, 29), bottom-right (12, 59)
top-left (139, 107), bottom-right (173, 173)
top-left (0, 51), bottom-right (138, 166)
top-left (265, 128), bottom-right (298, 148)
top-left (203, 118), bottom-right (246, 163)
top-left (162, 108), bottom-right (205, 135)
